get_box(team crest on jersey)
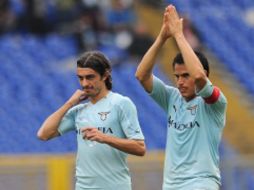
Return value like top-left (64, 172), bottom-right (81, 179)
top-left (98, 111), bottom-right (110, 121)
top-left (187, 105), bottom-right (197, 115)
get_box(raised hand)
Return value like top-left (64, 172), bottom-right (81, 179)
top-left (165, 5), bottom-right (183, 38)
top-left (158, 6), bottom-right (173, 41)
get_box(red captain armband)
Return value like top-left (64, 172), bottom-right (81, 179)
top-left (203, 86), bottom-right (220, 104)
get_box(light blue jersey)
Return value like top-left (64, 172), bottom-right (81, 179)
top-left (58, 91), bottom-right (144, 190)
top-left (150, 76), bottom-right (227, 190)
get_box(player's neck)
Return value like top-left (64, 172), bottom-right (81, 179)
top-left (90, 89), bottom-right (110, 104)
top-left (184, 94), bottom-right (196, 102)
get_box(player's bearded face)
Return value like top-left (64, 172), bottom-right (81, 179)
top-left (174, 64), bottom-right (196, 101)
top-left (77, 67), bottom-right (105, 98)
top-left (82, 81), bottom-right (103, 97)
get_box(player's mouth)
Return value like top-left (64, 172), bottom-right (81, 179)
top-left (83, 86), bottom-right (93, 91)
top-left (179, 87), bottom-right (187, 93)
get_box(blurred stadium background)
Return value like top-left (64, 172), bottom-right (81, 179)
top-left (1, 0), bottom-right (254, 189)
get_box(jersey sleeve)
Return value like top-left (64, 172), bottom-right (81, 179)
top-left (197, 79), bottom-right (227, 105)
top-left (118, 97), bottom-right (144, 140)
top-left (58, 106), bottom-right (77, 135)
top-left (197, 79), bottom-right (227, 126)
top-left (149, 76), bottom-right (177, 112)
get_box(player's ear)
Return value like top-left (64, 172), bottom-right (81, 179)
top-left (102, 70), bottom-right (110, 81)
top-left (204, 69), bottom-right (208, 77)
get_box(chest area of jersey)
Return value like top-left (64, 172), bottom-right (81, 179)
top-left (76, 105), bottom-right (118, 135)
top-left (168, 101), bottom-right (201, 132)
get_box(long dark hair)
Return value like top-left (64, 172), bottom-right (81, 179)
top-left (77, 51), bottom-right (112, 90)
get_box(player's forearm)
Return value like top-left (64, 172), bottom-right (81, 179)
top-left (135, 37), bottom-right (165, 82)
top-left (103, 136), bottom-right (146, 156)
top-left (175, 33), bottom-right (206, 82)
top-left (37, 102), bottom-right (73, 140)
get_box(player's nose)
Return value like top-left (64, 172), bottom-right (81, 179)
top-left (177, 76), bottom-right (185, 85)
top-left (81, 79), bottom-right (89, 87)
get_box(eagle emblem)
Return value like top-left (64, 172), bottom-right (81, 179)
top-left (187, 105), bottom-right (197, 115)
top-left (98, 111), bottom-right (110, 121)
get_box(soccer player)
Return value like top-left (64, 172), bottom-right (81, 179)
top-left (37, 51), bottom-right (146, 190)
top-left (135, 5), bottom-right (227, 190)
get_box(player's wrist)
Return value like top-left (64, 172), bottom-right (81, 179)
top-left (102, 134), bottom-right (116, 145)
top-left (173, 31), bottom-right (184, 40)
top-left (157, 35), bottom-right (167, 44)
top-left (101, 134), bottom-right (109, 144)
top-left (65, 101), bottom-right (75, 108)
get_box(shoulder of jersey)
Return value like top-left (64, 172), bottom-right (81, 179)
top-left (110, 92), bottom-right (131, 104)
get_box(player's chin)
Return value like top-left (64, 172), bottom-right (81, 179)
top-left (180, 91), bottom-right (187, 97)
top-left (84, 89), bottom-right (93, 94)
top-left (83, 91), bottom-right (93, 97)
top-left (87, 91), bottom-right (99, 98)
top-left (181, 92), bottom-right (192, 99)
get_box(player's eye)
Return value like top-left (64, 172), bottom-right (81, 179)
top-left (78, 76), bottom-right (83, 81)
top-left (86, 75), bottom-right (95, 80)
top-left (183, 74), bottom-right (189, 78)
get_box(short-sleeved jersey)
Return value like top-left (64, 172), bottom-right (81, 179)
top-left (150, 76), bottom-right (227, 190)
top-left (58, 91), bottom-right (144, 190)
